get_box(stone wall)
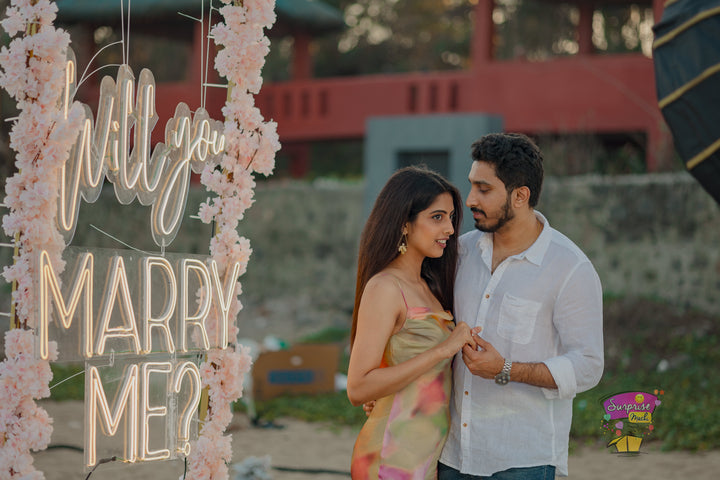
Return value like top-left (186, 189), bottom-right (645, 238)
top-left (1, 173), bottom-right (718, 345)
top-left (235, 174), bottom-right (720, 343)
top-left (541, 173), bottom-right (719, 315)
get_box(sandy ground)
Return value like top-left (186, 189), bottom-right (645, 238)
top-left (33, 400), bottom-right (720, 480)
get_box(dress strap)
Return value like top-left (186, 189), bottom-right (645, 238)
top-left (397, 280), bottom-right (409, 310)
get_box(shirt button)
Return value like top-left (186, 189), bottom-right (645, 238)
top-left (464, 391), bottom-right (469, 395)
top-left (463, 423), bottom-right (468, 427)
top-left (485, 294), bottom-right (490, 299)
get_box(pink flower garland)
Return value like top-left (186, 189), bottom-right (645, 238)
top-left (0, 1), bottom-right (82, 477)
top-left (188, 1), bottom-right (280, 479)
top-left (1, 0), bottom-right (279, 477)
top-left (0, 330), bottom-right (58, 479)
top-left (0, 0), bottom-right (83, 327)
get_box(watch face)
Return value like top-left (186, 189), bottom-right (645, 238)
top-left (495, 373), bottom-right (510, 385)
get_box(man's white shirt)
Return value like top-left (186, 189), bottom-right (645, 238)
top-left (439, 212), bottom-right (604, 477)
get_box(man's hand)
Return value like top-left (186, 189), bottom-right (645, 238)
top-left (461, 335), bottom-right (504, 379)
top-left (462, 335), bottom-right (558, 389)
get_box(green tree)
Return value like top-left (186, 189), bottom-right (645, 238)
top-left (592, 2), bottom-right (655, 56)
top-left (317, 0), bottom-right (473, 76)
top-left (493, 0), bottom-right (654, 60)
top-left (266, 0), bottom-right (473, 80)
top-left (264, 0), bottom-right (655, 81)
top-left (493, 0), bottom-right (579, 60)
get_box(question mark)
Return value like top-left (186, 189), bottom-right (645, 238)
top-left (173, 361), bottom-right (202, 456)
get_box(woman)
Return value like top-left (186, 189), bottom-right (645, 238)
top-left (347, 166), bottom-right (477, 479)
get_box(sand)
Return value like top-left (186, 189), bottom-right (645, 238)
top-left (32, 400), bottom-right (720, 480)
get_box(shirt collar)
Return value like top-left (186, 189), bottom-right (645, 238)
top-left (524, 211), bottom-right (551, 266)
top-left (473, 211), bottom-right (551, 267)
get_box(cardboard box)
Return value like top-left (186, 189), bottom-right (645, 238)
top-left (252, 343), bottom-right (340, 401)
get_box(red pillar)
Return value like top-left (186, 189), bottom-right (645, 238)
top-left (288, 32), bottom-right (313, 176)
top-left (286, 143), bottom-right (311, 178)
top-left (577, 1), bottom-right (594, 55)
top-left (646, 119), bottom-right (677, 172)
top-left (471, 0), bottom-right (494, 69)
top-left (77, 27), bottom-right (99, 106)
top-left (292, 31), bottom-right (313, 80)
top-left (649, 0), bottom-right (669, 171)
top-left (190, 22), bottom-right (205, 108)
top-left (653, 0), bottom-right (665, 23)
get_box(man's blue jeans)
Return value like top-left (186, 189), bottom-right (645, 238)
top-left (438, 462), bottom-right (555, 480)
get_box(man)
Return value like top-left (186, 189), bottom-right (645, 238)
top-left (437, 133), bottom-right (604, 479)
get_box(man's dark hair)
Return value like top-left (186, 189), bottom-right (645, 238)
top-left (471, 133), bottom-right (544, 207)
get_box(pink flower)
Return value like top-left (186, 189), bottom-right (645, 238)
top-left (0, 8), bottom-right (24, 37)
top-left (246, 0), bottom-right (277, 28)
top-left (198, 199), bottom-right (220, 224)
top-left (4, 329), bottom-right (34, 358)
top-left (0, 2), bottom-right (77, 475)
top-left (190, 1), bottom-right (280, 474)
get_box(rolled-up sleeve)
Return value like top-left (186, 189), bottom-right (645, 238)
top-left (542, 261), bottom-right (604, 400)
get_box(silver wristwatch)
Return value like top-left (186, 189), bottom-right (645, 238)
top-left (494, 359), bottom-right (512, 385)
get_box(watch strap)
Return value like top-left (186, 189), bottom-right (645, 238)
top-left (494, 358), bottom-right (512, 385)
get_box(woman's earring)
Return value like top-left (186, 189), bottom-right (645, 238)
top-left (398, 233), bottom-right (408, 255)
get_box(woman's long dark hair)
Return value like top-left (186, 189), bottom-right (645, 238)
top-left (350, 166), bottom-right (463, 346)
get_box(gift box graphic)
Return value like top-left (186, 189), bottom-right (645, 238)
top-left (601, 391), bottom-right (662, 453)
top-left (607, 435), bottom-right (644, 453)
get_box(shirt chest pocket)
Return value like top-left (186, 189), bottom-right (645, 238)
top-left (497, 294), bottom-right (542, 344)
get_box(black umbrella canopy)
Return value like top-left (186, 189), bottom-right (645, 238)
top-left (653, 0), bottom-right (720, 205)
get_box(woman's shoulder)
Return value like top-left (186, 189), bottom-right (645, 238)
top-left (366, 271), bottom-right (402, 292)
top-left (360, 272), bottom-right (405, 318)
top-left (364, 270), bottom-right (408, 303)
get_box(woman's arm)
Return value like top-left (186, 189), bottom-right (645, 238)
top-left (347, 276), bottom-right (475, 406)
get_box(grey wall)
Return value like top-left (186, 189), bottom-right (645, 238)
top-left (364, 114), bottom-right (503, 233)
top-left (1, 173), bottom-right (718, 346)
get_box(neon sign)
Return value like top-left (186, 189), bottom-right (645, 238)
top-left (58, 50), bottom-right (225, 248)
top-left (38, 245), bottom-right (236, 467)
top-left (84, 359), bottom-right (203, 466)
top-left (38, 248), bottom-right (237, 361)
top-left (38, 51), bottom-right (234, 467)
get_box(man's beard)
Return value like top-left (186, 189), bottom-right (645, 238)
top-left (473, 195), bottom-right (514, 233)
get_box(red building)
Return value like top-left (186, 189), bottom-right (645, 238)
top-left (57, 0), bottom-right (671, 177)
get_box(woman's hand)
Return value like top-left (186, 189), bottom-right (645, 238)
top-left (437, 322), bottom-right (480, 359)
